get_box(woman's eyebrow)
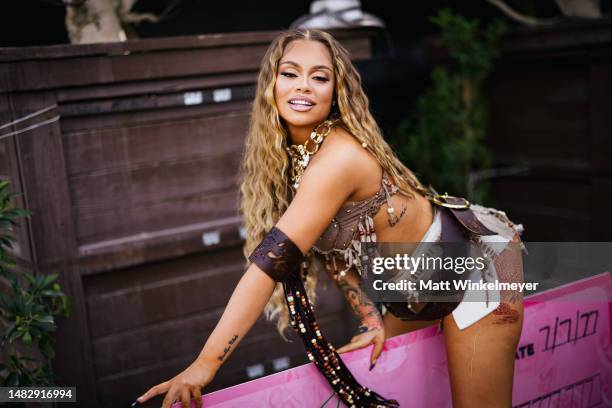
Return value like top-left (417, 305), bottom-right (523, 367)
top-left (279, 60), bottom-right (332, 72)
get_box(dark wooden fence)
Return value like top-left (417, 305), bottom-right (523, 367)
top-left (0, 29), bottom-right (373, 407)
top-left (484, 20), bottom-right (612, 242)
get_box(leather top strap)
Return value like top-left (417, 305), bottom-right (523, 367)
top-left (430, 193), bottom-right (497, 236)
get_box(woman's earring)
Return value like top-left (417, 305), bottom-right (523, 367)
top-left (332, 100), bottom-right (337, 107)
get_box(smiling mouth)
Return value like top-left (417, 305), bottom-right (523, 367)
top-left (288, 99), bottom-right (315, 112)
top-left (288, 100), bottom-right (315, 106)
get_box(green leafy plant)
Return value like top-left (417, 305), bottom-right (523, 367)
top-left (390, 8), bottom-right (507, 203)
top-left (0, 179), bottom-right (70, 387)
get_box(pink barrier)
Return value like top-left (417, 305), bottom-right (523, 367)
top-left (175, 272), bottom-right (611, 407)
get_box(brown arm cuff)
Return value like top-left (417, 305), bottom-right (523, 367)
top-left (248, 226), bottom-right (305, 282)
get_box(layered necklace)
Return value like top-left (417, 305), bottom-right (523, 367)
top-left (285, 118), bottom-right (338, 190)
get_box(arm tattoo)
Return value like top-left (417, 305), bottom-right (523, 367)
top-left (335, 272), bottom-right (383, 332)
top-left (217, 334), bottom-right (239, 362)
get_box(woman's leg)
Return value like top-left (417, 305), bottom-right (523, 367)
top-left (443, 235), bottom-right (525, 408)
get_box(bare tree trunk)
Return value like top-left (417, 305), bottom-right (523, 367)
top-left (485, 0), bottom-right (563, 26)
top-left (65, 0), bottom-right (126, 44)
top-left (485, 0), bottom-right (602, 27)
top-left (64, 0), bottom-right (162, 44)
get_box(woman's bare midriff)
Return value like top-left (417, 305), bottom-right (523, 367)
top-left (374, 190), bottom-right (434, 243)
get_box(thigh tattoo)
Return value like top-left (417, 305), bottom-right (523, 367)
top-left (491, 235), bottom-right (524, 325)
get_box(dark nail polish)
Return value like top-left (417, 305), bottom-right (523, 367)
top-left (130, 400), bottom-right (141, 407)
top-left (369, 361), bottom-right (376, 371)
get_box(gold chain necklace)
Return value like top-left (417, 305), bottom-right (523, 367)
top-left (285, 119), bottom-right (338, 190)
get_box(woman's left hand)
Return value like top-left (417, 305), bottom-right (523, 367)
top-left (336, 324), bottom-right (385, 370)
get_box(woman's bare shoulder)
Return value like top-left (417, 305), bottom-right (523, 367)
top-left (316, 126), bottom-right (380, 174)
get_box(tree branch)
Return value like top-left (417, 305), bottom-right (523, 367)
top-left (485, 0), bottom-right (564, 26)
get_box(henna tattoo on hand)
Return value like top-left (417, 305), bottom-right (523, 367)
top-left (217, 334), bottom-right (239, 362)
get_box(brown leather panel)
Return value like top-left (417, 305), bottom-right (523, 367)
top-left (248, 226), bottom-right (304, 282)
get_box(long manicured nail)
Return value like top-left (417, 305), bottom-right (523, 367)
top-left (130, 399), bottom-right (141, 407)
top-left (369, 360), bottom-right (377, 371)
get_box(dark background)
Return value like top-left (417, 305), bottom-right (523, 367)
top-left (1, 0), bottom-right (574, 48)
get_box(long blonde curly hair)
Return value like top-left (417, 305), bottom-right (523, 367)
top-left (239, 29), bottom-right (427, 338)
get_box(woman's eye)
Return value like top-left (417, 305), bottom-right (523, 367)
top-left (314, 76), bottom-right (330, 82)
top-left (280, 72), bottom-right (297, 78)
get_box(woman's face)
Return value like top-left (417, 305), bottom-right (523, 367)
top-left (274, 39), bottom-right (335, 134)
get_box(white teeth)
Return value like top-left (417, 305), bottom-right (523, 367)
top-left (289, 100), bottom-right (313, 106)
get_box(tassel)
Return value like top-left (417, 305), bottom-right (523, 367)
top-left (283, 265), bottom-right (400, 407)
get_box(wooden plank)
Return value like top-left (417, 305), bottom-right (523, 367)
top-left (63, 112), bottom-right (248, 176)
top-left (76, 189), bottom-right (238, 245)
top-left (588, 64), bottom-right (612, 240)
top-left (76, 216), bottom-right (244, 275)
top-left (1, 45), bottom-right (270, 92)
top-left (0, 31), bottom-right (281, 61)
top-left (84, 247), bottom-right (244, 337)
top-left (59, 100), bottom-right (250, 133)
top-left (491, 177), bottom-right (591, 214)
top-left (8, 92), bottom-right (100, 405)
top-left (488, 68), bottom-right (588, 104)
top-left (58, 84), bottom-right (255, 117)
top-left (488, 66), bottom-right (589, 164)
top-left (0, 28), bottom-right (375, 62)
top-left (8, 94), bottom-right (75, 264)
top-left (501, 20), bottom-right (612, 54)
top-left (55, 72), bottom-right (257, 102)
top-left (589, 64), bottom-right (612, 172)
top-left (0, 94), bottom-right (33, 263)
top-left (489, 100), bottom-right (588, 134)
top-left (68, 149), bottom-right (241, 217)
top-left (591, 177), bottom-right (612, 240)
top-left (488, 114), bottom-right (588, 162)
top-left (490, 177), bottom-right (592, 241)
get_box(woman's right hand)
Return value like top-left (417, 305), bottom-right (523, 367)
top-left (336, 321), bottom-right (385, 370)
top-left (136, 360), bottom-right (217, 408)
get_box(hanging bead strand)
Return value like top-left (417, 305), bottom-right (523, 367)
top-left (283, 265), bottom-right (399, 407)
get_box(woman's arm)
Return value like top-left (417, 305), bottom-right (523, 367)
top-left (325, 263), bottom-right (385, 370)
top-left (136, 264), bottom-right (276, 407)
top-left (195, 264), bottom-right (277, 370)
top-left (136, 136), bottom-right (361, 408)
top-left (335, 268), bottom-right (384, 333)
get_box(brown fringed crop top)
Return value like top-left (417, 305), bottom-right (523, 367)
top-left (311, 169), bottom-right (407, 279)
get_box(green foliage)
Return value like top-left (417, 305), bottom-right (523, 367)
top-left (390, 8), bottom-right (507, 203)
top-left (0, 179), bottom-right (70, 387)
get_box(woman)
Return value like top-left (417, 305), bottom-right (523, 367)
top-left (135, 29), bottom-right (525, 408)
